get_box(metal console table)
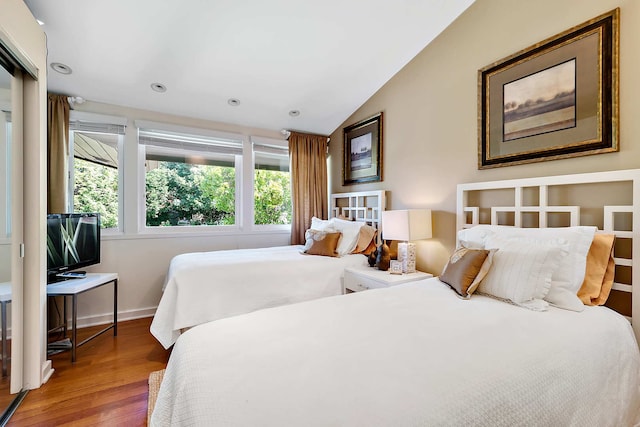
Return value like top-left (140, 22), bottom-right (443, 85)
top-left (47, 273), bottom-right (118, 363)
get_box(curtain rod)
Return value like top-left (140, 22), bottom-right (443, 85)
top-left (281, 129), bottom-right (330, 143)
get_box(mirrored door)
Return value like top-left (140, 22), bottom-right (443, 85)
top-left (0, 53), bottom-right (21, 417)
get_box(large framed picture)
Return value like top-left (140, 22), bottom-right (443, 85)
top-left (478, 9), bottom-right (619, 169)
top-left (343, 113), bottom-right (383, 185)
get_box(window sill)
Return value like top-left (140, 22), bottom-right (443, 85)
top-left (101, 227), bottom-right (291, 241)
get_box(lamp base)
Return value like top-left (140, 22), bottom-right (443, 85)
top-left (397, 242), bottom-right (417, 273)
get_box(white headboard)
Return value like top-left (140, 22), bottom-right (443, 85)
top-left (330, 190), bottom-right (387, 244)
top-left (457, 169), bottom-right (639, 343)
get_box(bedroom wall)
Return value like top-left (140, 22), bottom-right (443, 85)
top-left (329, 0), bottom-right (640, 275)
top-left (66, 101), bottom-right (290, 325)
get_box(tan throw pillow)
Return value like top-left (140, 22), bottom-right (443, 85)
top-left (304, 230), bottom-right (342, 257)
top-left (578, 233), bottom-right (615, 305)
top-left (440, 247), bottom-right (493, 299)
top-left (352, 225), bottom-right (377, 254)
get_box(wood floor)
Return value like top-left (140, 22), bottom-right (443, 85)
top-left (8, 317), bottom-right (170, 426)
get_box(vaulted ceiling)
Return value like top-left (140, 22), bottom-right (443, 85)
top-left (24, 0), bottom-right (474, 135)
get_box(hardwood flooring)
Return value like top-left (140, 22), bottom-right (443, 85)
top-left (0, 361), bottom-right (14, 417)
top-left (8, 317), bottom-right (170, 426)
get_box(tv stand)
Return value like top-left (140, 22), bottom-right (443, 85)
top-left (46, 273), bottom-right (118, 363)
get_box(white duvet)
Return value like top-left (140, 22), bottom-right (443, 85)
top-left (151, 278), bottom-right (640, 427)
top-left (150, 245), bottom-right (368, 348)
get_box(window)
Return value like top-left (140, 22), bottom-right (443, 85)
top-left (69, 113), bottom-right (125, 230)
top-left (139, 126), bottom-right (242, 227)
top-left (253, 139), bottom-right (291, 225)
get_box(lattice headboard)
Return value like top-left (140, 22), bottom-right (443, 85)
top-left (330, 190), bottom-right (387, 244)
top-left (457, 169), bottom-right (639, 343)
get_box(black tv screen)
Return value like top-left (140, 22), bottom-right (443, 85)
top-left (46, 213), bottom-right (101, 283)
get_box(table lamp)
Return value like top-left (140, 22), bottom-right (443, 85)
top-left (381, 209), bottom-right (432, 273)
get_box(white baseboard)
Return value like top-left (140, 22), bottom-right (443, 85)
top-left (41, 360), bottom-right (54, 385)
top-left (73, 306), bottom-right (157, 329)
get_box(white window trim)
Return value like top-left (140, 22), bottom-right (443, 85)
top-left (134, 120), bottom-right (244, 143)
top-left (70, 111), bottom-right (127, 127)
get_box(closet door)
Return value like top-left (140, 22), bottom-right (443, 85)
top-left (0, 54), bottom-right (24, 416)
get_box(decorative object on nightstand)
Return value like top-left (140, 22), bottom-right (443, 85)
top-left (381, 209), bottom-right (432, 273)
top-left (368, 248), bottom-right (378, 267)
top-left (389, 260), bottom-right (403, 275)
top-left (375, 240), bottom-right (391, 271)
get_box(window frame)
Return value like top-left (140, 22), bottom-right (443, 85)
top-left (67, 111), bottom-right (126, 235)
top-left (136, 120), bottom-right (247, 235)
top-left (250, 136), bottom-right (291, 232)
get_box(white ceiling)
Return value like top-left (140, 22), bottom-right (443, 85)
top-left (24, 0), bottom-right (474, 135)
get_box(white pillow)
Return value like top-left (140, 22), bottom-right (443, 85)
top-left (458, 225), bottom-right (596, 309)
top-left (310, 216), bottom-right (332, 231)
top-left (457, 226), bottom-right (493, 250)
top-left (330, 217), bottom-right (364, 256)
top-left (479, 235), bottom-right (568, 311)
top-left (545, 282), bottom-right (585, 312)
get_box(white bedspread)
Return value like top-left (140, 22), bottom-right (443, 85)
top-left (150, 245), bottom-right (368, 348)
top-left (151, 278), bottom-right (640, 427)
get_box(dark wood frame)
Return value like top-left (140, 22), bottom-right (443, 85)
top-left (478, 9), bottom-right (619, 169)
top-left (343, 113), bottom-right (383, 185)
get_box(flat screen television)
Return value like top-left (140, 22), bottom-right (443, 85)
top-left (46, 213), bottom-right (101, 283)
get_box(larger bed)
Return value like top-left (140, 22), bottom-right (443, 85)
top-left (150, 170), bottom-right (640, 426)
top-left (151, 190), bottom-right (386, 348)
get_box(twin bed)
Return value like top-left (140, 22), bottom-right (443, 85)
top-left (150, 170), bottom-right (640, 426)
top-left (150, 190), bottom-right (386, 349)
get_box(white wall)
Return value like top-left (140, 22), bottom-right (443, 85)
top-left (67, 101), bottom-right (291, 326)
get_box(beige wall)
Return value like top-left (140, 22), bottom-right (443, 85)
top-left (329, 0), bottom-right (640, 275)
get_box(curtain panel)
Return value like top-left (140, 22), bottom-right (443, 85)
top-left (47, 94), bottom-right (70, 213)
top-left (289, 131), bottom-right (328, 245)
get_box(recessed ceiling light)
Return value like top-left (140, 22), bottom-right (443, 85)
top-left (150, 83), bottom-right (167, 93)
top-left (50, 62), bottom-right (72, 75)
top-left (227, 98), bottom-right (241, 106)
top-left (36, 19), bottom-right (45, 26)
top-left (289, 110), bottom-right (300, 117)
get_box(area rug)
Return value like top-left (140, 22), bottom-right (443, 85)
top-left (147, 369), bottom-right (166, 424)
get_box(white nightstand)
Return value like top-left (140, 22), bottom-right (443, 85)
top-left (344, 265), bottom-right (433, 293)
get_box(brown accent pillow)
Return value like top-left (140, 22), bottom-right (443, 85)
top-left (578, 233), bottom-right (615, 305)
top-left (440, 247), bottom-right (492, 298)
top-left (304, 231), bottom-right (341, 257)
top-left (360, 238), bottom-right (378, 256)
top-left (352, 225), bottom-right (377, 254)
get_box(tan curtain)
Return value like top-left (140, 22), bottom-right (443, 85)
top-left (47, 94), bottom-right (70, 213)
top-left (289, 131), bottom-right (328, 245)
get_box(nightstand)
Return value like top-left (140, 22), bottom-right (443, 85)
top-left (344, 266), bottom-right (433, 293)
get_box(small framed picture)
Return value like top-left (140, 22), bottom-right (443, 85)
top-left (343, 113), bottom-right (383, 185)
top-left (389, 260), bottom-right (403, 275)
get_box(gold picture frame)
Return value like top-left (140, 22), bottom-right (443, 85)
top-left (343, 113), bottom-right (383, 185)
top-left (478, 8), bottom-right (619, 169)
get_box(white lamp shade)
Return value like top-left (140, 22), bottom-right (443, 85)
top-left (381, 209), bottom-right (432, 241)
